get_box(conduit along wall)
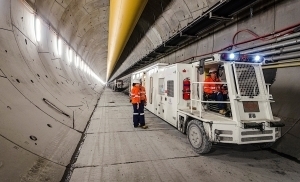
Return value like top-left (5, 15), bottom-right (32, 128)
top-left (0, 0), bottom-right (104, 181)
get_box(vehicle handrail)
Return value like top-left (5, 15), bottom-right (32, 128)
top-left (190, 81), bottom-right (229, 118)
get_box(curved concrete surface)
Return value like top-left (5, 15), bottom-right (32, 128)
top-left (265, 66), bottom-right (300, 160)
top-left (0, 0), bottom-right (104, 181)
top-left (1, 0), bottom-right (300, 181)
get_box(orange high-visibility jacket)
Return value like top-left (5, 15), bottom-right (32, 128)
top-left (140, 85), bottom-right (147, 102)
top-left (131, 86), bottom-right (140, 104)
top-left (203, 77), bottom-right (222, 94)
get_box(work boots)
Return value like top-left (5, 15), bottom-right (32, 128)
top-left (219, 109), bottom-right (226, 115)
top-left (141, 125), bottom-right (148, 129)
top-left (138, 124), bottom-right (148, 129)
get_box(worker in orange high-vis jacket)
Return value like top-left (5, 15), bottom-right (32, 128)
top-left (131, 79), bottom-right (148, 129)
top-left (203, 68), bottom-right (228, 115)
top-left (139, 79), bottom-right (148, 128)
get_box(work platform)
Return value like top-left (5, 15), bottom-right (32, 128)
top-left (69, 88), bottom-right (300, 182)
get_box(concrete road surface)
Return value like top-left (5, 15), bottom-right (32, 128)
top-left (70, 89), bottom-right (300, 182)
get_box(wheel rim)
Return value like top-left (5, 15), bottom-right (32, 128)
top-left (189, 125), bottom-right (202, 148)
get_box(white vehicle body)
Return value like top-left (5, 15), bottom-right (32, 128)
top-left (113, 79), bottom-right (123, 91)
top-left (131, 54), bottom-right (284, 154)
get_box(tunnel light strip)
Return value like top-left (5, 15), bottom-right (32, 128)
top-left (68, 48), bottom-right (73, 63)
top-left (34, 15), bottom-right (106, 85)
top-left (75, 56), bottom-right (80, 68)
top-left (35, 18), bottom-right (41, 42)
top-left (80, 60), bottom-right (84, 70)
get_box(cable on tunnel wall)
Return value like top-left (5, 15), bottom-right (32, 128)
top-left (176, 22), bottom-right (300, 64)
top-left (113, 21), bottom-right (300, 81)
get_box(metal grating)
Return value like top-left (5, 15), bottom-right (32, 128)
top-left (167, 80), bottom-right (174, 97)
top-left (241, 130), bottom-right (273, 136)
top-left (241, 136), bottom-right (273, 142)
top-left (235, 64), bottom-right (260, 96)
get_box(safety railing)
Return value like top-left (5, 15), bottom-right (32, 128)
top-left (190, 82), bottom-right (231, 118)
top-left (265, 83), bottom-right (271, 96)
top-left (265, 83), bottom-right (275, 102)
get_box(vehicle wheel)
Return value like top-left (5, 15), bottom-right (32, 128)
top-left (257, 142), bottom-right (274, 149)
top-left (187, 120), bottom-right (212, 154)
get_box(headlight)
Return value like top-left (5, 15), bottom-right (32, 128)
top-left (220, 53), bottom-right (264, 63)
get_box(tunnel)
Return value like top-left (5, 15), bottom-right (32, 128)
top-left (0, 0), bottom-right (300, 181)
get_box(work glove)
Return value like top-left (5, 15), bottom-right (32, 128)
top-left (129, 99), bottom-right (132, 103)
top-left (144, 102), bottom-right (147, 106)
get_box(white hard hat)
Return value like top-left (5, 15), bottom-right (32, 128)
top-left (132, 79), bottom-right (140, 84)
top-left (209, 68), bottom-right (217, 73)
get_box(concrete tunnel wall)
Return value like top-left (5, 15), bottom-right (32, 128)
top-left (113, 0), bottom-right (300, 160)
top-left (0, 0), bottom-right (104, 181)
top-left (266, 67), bottom-right (300, 160)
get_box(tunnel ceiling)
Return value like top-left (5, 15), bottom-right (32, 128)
top-left (111, 0), bottom-right (264, 80)
top-left (110, 0), bottom-right (173, 78)
top-left (27, 0), bottom-right (110, 81)
top-left (27, 0), bottom-right (274, 82)
top-left (26, 0), bottom-right (173, 82)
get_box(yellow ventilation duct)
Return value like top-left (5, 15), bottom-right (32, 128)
top-left (106, 0), bottom-right (148, 80)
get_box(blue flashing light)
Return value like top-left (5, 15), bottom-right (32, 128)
top-left (229, 53), bottom-right (235, 59)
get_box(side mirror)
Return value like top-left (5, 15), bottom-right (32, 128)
top-left (198, 59), bottom-right (205, 75)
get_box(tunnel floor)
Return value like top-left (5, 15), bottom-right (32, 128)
top-left (69, 88), bottom-right (300, 182)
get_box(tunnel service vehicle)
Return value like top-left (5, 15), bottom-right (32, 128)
top-left (131, 53), bottom-right (285, 154)
top-left (112, 79), bottom-right (124, 92)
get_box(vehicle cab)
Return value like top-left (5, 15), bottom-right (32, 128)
top-left (183, 53), bottom-right (285, 153)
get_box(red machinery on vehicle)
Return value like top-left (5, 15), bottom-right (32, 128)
top-left (182, 78), bottom-right (190, 100)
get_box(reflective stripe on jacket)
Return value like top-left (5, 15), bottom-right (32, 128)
top-left (140, 85), bottom-right (147, 102)
top-left (203, 77), bottom-right (221, 94)
top-left (131, 86), bottom-right (140, 104)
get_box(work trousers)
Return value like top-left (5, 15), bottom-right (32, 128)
top-left (132, 100), bottom-right (145, 127)
top-left (207, 92), bottom-right (227, 110)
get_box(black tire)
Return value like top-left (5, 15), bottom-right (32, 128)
top-left (257, 142), bottom-right (274, 149)
top-left (187, 120), bottom-right (212, 154)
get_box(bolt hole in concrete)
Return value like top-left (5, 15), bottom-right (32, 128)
top-left (25, 39), bottom-right (27, 45)
top-left (30, 135), bottom-right (37, 141)
top-left (31, 80), bottom-right (34, 83)
top-left (7, 106), bottom-right (11, 110)
top-left (45, 75), bottom-right (48, 78)
top-left (16, 79), bottom-right (20, 83)
top-left (5, 50), bottom-right (7, 53)
top-left (37, 74), bottom-right (40, 77)
top-left (35, 143), bottom-right (37, 145)
top-left (47, 124), bottom-right (52, 128)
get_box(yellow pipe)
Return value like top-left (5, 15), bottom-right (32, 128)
top-left (106, 0), bottom-right (148, 80)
